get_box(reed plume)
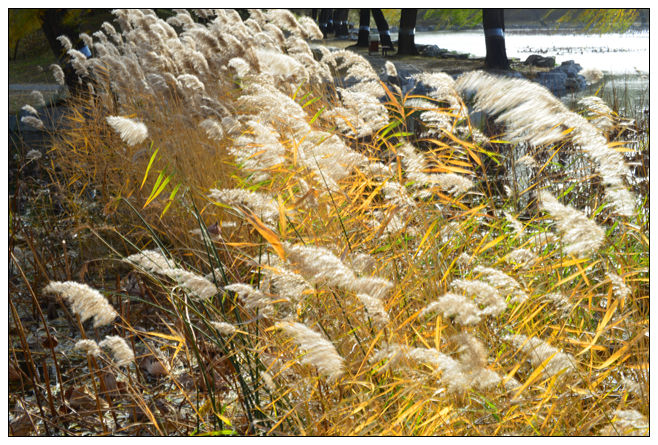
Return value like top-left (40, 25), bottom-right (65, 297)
top-left (99, 335), bottom-right (135, 366)
top-left (106, 116), bottom-right (149, 146)
top-left (274, 321), bottom-right (345, 381)
top-left (44, 281), bottom-right (118, 328)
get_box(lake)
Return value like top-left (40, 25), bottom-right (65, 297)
top-left (411, 29), bottom-right (649, 114)
top-left (413, 29), bottom-right (649, 74)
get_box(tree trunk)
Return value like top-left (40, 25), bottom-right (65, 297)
top-left (483, 9), bottom-right (510, 70)
top-left (12, 37), bottom-right (21, 61)
top-left (397, 9), bottom-right (418, 55)
top-left (40, 9), bottom-right (77, 59)
top-left (334, 9), bottom-right (349, 37)
top-left (319, 9), bottom-right (333, 38)
top-left (40, 9), bottom-right (85, 94)
top-left (371, 9), bottom-right (393, 48)
top-left (357, 9), bottom-right (370, 47)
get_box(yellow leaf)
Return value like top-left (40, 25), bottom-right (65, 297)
top-left (475, 234), bottom-right (507, 256)
top-left (595, 327), bottom-right (647, 369)
top-left (513, 353), bottom-right (559, 399)
top-left (577, 298), bottom-right (619, 356)
top-left (214, 412), bottom-right (232, 427)
top-left (414, 219), bottom-right (439, 259)
top-left (277, 194), bottom-right (287, 236)
top-left (243, 209), bottom-right (286, 260)
top-left (553, 260), bottom-right (600, 288)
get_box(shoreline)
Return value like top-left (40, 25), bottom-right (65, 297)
top-left (312, 38), bottom-right (590, 98)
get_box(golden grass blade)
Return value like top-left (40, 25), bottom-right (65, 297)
top-left (242, 209), bottom-right (286, 260)
top-left (577, 298), bottom-right (619, 356)
top-left (595, 327), bottom-right (647, 370)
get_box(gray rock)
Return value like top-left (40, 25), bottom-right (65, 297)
top-left (524, 54), bottom-right (555, 68)
top-left (420, 45), bottom-right (444, 58)
top-left (536, 71), bottom-right (568, 96)
top-left (556, 60), bottom-right (582, 77)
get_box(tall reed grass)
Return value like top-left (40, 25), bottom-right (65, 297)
top-left (9, 8), bottom-right (648, 436)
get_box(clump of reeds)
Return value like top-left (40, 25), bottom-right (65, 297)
top-left (14, 7), bottom-right (646, 438)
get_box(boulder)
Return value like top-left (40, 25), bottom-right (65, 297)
top-left (557, 60), bottom-right (582, 77)
top-left (536, 71), bottom-right (568, 96)
top-left (524, 54), bottom-right (555, 68)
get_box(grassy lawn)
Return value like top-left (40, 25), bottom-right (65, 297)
top-left (9, 27), bottom-right (59, 114)
top-left (9, 50), bottom-right (58, 84)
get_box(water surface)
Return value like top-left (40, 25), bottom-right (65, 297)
top-left (413, 29), bottom-right (649, 74)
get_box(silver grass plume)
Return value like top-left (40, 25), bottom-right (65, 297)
top-left (56, 35), bottom-right (72, 51)
top-left (44, 281), bottom-right (118, 327)
top-left (384, 61), bottom-right (398, 78)
top-left (505, 334), bottom-right (577, 379)
top-left (26, 150), bottom-right (42, 161)
top-left (208, 188), bottom-right (279, 227)
top-left (164, 268), bottom-right (218, 300)
top-left (453, 333), bottom-right (503, 390)
top-left (262, 23), bottom-right (286, 47)
top-left (578, 96), bottom-right (615, 134)
top-left (21, 116), bottom-right (45, 130)
top-left (543, 292), bottom-right (574, 317)
top-left (264, 9), bottom-right (307, 39)
top-left (473, 266), bottom-right (528, 303)
top-left (124, 249), bottom-right (172, 274)
top-left (247, 9), bottom-right (267, 26)
top-left (199, 118), bottom-right (224, 140)
top-left (581, 68), bottom-right (604, 85)
top-left (607, 272), bottom-right (631, 302)
top-left (106, 116), bottom-right (148, 146)
top-left (421, 293), bottom-right (482, 326)
top-left (262, 267), bottom-right (312, 304)
top-left (504, 211), bottom-right (525, 235)
top-left (274, 321), bottom-right (345, 381)
top-left (228, 57), bottom-right (251, 78)
top-left (451, 279), bottom-right (507, 317)
top-left (456, 71), bottom-right (635, 216)
top-left (102, 21), bottom-right (123, 45)
top-left (50, 64), bottom-right (66, 86)
top-left (505, 248), bottom-right (538, 268)
top-left (413, 71), bottom-right (463, 111)
top-left (99, 335), bottom-right (135, 366)
top-left (74, 339), bottom-right (101, 357)
top-left (228, 121), bottom-right (286, 182)
top-left (356, 293), bottom-right (390, 327)
top-left (67, 49), bottom-right (89, 77)
top-left (244, 18), bottom-right (262, 34)
top-left (225, 283), bottom-right (277, 317)
top-left (399, 143), bottom-right (473, 195)
top-left (370, 343), bottom-right (501, 393)
top-left (211, 321), bottom-right (237, 336)
top-left (30, 90), bottom-right (46, 107)
top-left (538, 191), bottom-right (604, 258)
top-left (283, 243), bottom-right (355, 289)
top-left (124, 250), bottom-right (217, 300)
top-left (254, 49), bottom-right (309, 84)
top-left (352, 277), bottom-right (394, 300)
top-left (79, 32), bottom-right (93, 49)
top-left (296, 16), bottom-right (323, 40)
top-left (599, 410), bottom-right (649, 436)
top-left (297, 132), bottom-right (368, 188)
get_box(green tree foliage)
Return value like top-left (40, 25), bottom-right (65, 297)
top-left (8, 9), bottom-right (43, 59)
top-left (549, 9), bottom-right (640, 33)
top-left (9, 9), bottom-right (93, 60)
top-left (381, 9), bottom-right (401, 28)
top-left (423, 9), bottom-right (482, 30)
